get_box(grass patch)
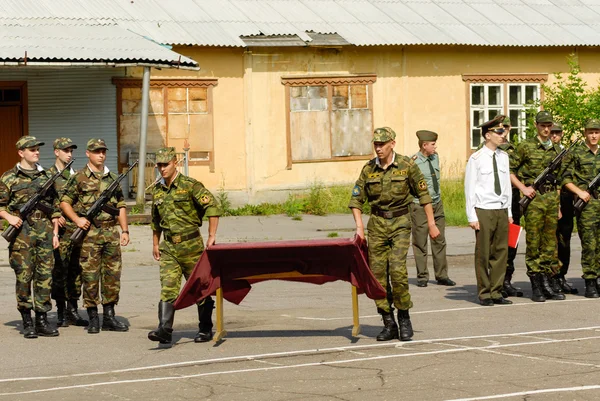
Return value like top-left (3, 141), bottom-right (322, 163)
top-left (327, 232), bottom-right (339, 238)
top-left (440, 179), bottom-right (468, 227)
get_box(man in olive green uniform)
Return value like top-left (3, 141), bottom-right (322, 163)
top-left (60, 138), bottom-right (130, 334)
top-left (410, 130), bottom-right (455, 287)
top-left (148, 147), bottom-right (221, 345)
top-left (0, 136), bottom-right (61, 338)
top-left (349, 127), bottom-right (439, 342)
top-left (510, 111), bottom-right (565, 302)
top-left (562, 119), bottom-right (600, 298)
top-left (49, 137), bottom-right (88, 327)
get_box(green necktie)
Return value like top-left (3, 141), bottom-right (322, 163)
top-left (493, 153), bottom-right (501, 196)
top-left (427, 158), bottom-right (439, 193)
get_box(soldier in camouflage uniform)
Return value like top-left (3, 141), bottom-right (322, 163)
top-left (48, 137), bottom-right (88, 327)
top-left (510, 111), bottom-right (565, 302)
top-left (561, 118), bottom-right (600, 298)
top-left (147, 147), bottom-right (221, 345)
top-left (0, 136), bottom-right (61, 338)
top-left (349, 127), bottom-right (439, 341)
top-left (60, 138), bottom-right (130, 334)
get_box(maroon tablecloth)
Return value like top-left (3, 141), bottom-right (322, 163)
top-left (173, 235), bottom-right (386, 310)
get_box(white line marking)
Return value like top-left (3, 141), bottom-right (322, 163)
top-left (444, 384), bottom-right (600, 401)
top-left (0, 335), bottom-right (598, 396)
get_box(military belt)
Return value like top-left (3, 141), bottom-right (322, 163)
top-left (94, 220), bottom-right (116, 229)
top-left (164, 230), bottom-right (200, 244)
top-left (536, 184), bottom-right (557, 195)
top-left (29, 210), bottom-right (46, 220)
top-left (371, 206), bottom-right (409, 219)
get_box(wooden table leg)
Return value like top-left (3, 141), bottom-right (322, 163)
top-left (351, 285), bottom-right (360, 337)
top-left (213, 287), bottom-right (227, 341)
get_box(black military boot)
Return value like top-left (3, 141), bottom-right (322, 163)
top-left (148, 301), bottom-right (175, 344)
top-left (87, 307), bottom-right (100, 334)
top-left (557, 275), bottom-right (578, 295)
top-left (66, 299), bottom-right (89, 326)
top-left (550, 275), bottom-right (565, 296)
top-left (502, 271), bottom-right (523, 298)
top-left (20, 309), bottom-right (37, 339)
top-left (56, 299), bottom-right (68, 328)
top-left (397, 309), bottom-right (414, 342)
top-left (376, 312), bottom-right (399, 341)
top-left (584, 279), bottom-right (599, 298)
top-left (530, 274), bottom-right (546, 302)
top-left (540, 273), bottom-right (565, 300)
top-left (35, 312), bottom-right (59, 337)
top-left (195, 297), bottom-right (214, 343)
top-left (102, 303), bottom-right (129, 332)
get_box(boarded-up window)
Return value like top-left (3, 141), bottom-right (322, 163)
top-left (283, 75), bottom-right (376, 166)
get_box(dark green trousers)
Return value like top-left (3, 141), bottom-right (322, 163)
top-left (410, 201), bottom-right (449, 283)
top-left (474, 208), bottom-right (509, 301)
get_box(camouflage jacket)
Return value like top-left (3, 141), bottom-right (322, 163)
top-left (151, 173), bottom-right (221, 234)
top-left (510, 136), bottom-right (562, 186)
top-left (47, 164), bottom-right (74, 196)
top-left (561, 142), bottom-right (600, 191)
top-left (60, 166), bottom-right (126, 222)
top-left (0, 164), bottom-right (61, 220)
top-left (349, 152), bottom-right (432, 212)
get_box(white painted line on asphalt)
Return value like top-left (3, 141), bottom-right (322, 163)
top-left (1, 325), bottom-right (599, 385)
top-left (290, 298), bottom-right (597, 321)
top-left (443, 384), bottom-right (600, 401)
top-left (0, 335), bottom-right (599, 396)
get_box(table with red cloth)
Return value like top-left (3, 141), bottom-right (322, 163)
top-left (173, 235), bottom-right (386, 341)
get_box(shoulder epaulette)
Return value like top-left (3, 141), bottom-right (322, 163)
top-left (471, 149), bottom-right (483, 160)
top-left (411, 154), bottom-right (418, 161)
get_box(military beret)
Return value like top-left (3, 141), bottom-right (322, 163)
top-left (53, 137), bottom-right (78, 150)
top-left (416, 130), bottom-right (438, 142)
top-left (535, 111), bottom-right (553, 123)
top-left (550, 123), bottom-right (563, 132)
top-left (87, 138), bottom-right (108, 151)
top-left (372, 127), bottom-right (396, 143)
top-left (478, 115), bottom-right (506, 136)
top-left (585, 119), bottom-right (600, 130)
top-left (155, 147), bottom-right (177, 163)
top-left (16, 136), bottom-right (44, 150)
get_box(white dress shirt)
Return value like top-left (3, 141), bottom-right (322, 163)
top-left (464, 145), bottom-right (513, 223)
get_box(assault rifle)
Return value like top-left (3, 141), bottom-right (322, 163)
top-left (574, 171), bottom-right (600, 213)
top-left (519, 141), bottom-right (579, 212)
top-left (70, 160), bottom-right (138, 245)
top-left (2, 159), bottom-right (75, 243)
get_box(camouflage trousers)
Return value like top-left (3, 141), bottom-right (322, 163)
top-left (51, 224), bottom-right (83, 302)
top-left (79, 225), bottom-right (122, 308)
top-left (523, 191), bottom-right (559, 277)
top-left (576, 198), bottom-right (600, 279)
top-left (9, 217), bottom-right (54, 313)
top-left (367, 214), bottom-right (413, 313)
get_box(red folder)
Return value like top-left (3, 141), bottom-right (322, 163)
top-left (508, 223), bottom-right (522, 248)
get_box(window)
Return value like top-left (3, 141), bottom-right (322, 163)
top-left (464, 75), bottom-right (547, 150)
top-left (282, 75), bottom-right (376, 167)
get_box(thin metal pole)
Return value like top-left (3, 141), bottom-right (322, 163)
top-left (135, 66), bottom-right (151, 207)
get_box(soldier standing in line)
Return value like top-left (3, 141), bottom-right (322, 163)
top-left (410, 130), bottom-right (455, 288)
top-left (0, 136), bottom-right (61, 338)
top-left (349, 127), bottom-right (439, 342)
top-left (465, 115), bottom-right (514, 306)
top-left (550, 124), bottom-right (577, 294)
top-left (510, 111), bottom-right (565, 302)
top-left (561, 119), bottom-right (600, 298)
top-left (148, 147), bottom-right (221, 345)
top-left (60, 139), bottom-right (130, 334)
top-left (48, 138), bottom-right (88, 327)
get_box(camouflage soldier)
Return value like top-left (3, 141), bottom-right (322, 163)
top-left (410, 130), bottom-right (455, 288)
top-left (60, 139), bottom-right (130, 334)
top-left (562, 119), bottom-right (600, 298)
top-left (465, 115), bottom-right (514, 306)
top-left (49, 138), bottom-right (88, 327)
top-left (0, 136), bottom-right (61, 338)
top-left (510, 111), bottom-right (565, 302)
top-left (148, 147), bottom-right (221, 345)
top-left (349, 127), bottom-right (439, 342)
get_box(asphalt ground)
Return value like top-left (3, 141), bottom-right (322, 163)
top-left (0, 215), bottom-right (599, 401)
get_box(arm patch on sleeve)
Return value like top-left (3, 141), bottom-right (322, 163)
top-left (352, 185), bottom-right (361, 196)
top-left (418, 179), bottom-right (427, 190)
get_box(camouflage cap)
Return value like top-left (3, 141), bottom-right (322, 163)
top-left (550, 123), bottom-right (563, 132)
top-left (86, 138), bottom-right (108, 151)
top-left (53, 137), bottom-right (78, 150)
top-left (585, 118), bottom-right (600, 130)
top-left (155, 147), bottom-right (177, 163)
top-left (416, 130), bottom-right (438, 142)
top-left (535, 110), bottom-right (553, 123)
top-left (372, 127), bottom-right (396, 143)
top-left (16, 136), bottom-right (44, 150)
top-left (478, 114), bottom-right (506, 136)
top-left (502, 116), bottom-right (511, 127)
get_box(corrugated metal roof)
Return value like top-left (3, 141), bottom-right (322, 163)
top-left (1, 0), bottom-right (600, 47)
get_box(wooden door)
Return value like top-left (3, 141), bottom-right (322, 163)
top-left (0, 84), bottom-right (26, 174)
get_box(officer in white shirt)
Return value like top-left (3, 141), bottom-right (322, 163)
top-left (465, 115), bottom-right (514, 306)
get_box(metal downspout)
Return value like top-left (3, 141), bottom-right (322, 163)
top-left (136, 66), bottom-right (151, 207)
